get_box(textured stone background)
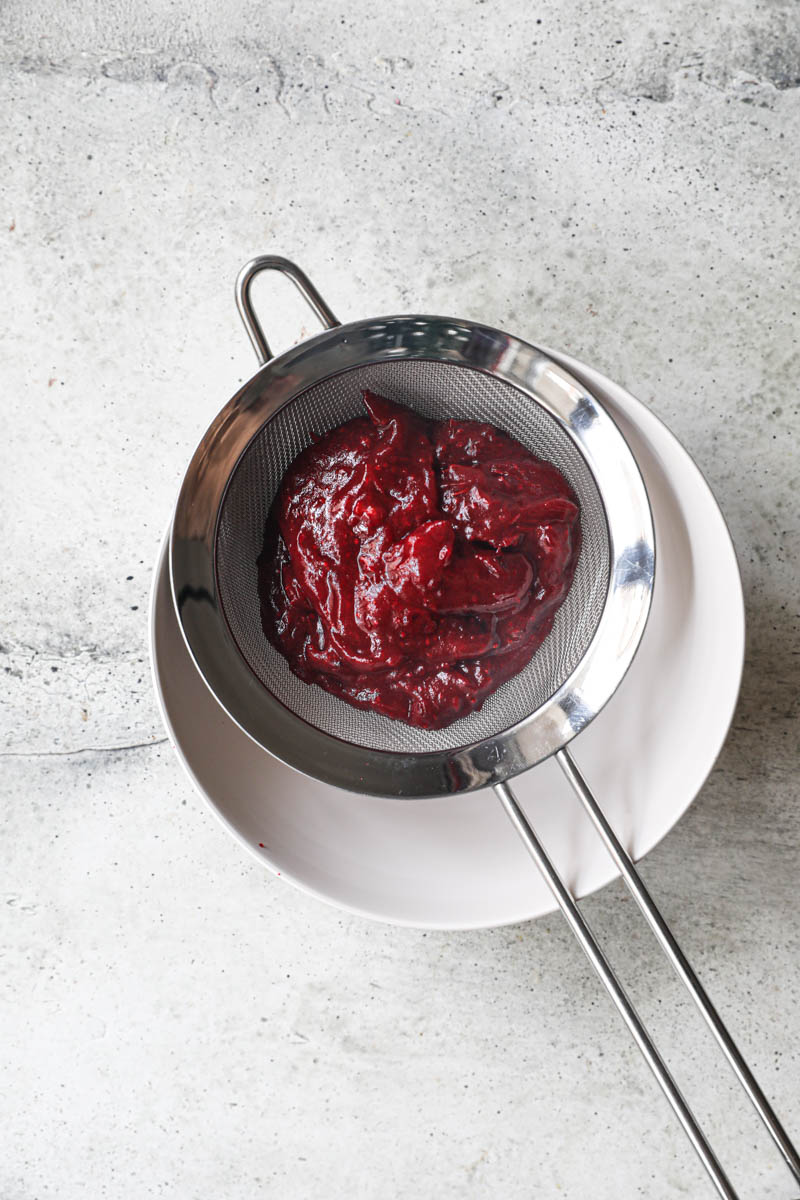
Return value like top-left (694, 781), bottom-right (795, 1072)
top-left (1, 2), bottom-right (798, 1197)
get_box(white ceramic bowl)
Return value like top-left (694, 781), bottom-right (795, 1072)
top-left (150, 350), bottom-right (744, 929)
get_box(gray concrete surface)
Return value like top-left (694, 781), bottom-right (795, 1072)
top-left (1, 1), bottom-right (799, 1197)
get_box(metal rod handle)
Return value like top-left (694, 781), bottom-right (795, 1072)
top-left (235, 255), bottom-right (340, 365)
top-left (555, 745), bottom-right (800, 1187)
top-left (494, 780), bottom-right (739, 1200)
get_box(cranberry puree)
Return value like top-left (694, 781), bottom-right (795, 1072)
top-left (258, 392), bottom-right (581, 730)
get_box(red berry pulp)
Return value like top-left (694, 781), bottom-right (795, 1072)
top-left (258, 391), bottom-right (581, 730)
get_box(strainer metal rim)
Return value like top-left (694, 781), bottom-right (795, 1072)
top-left (170, 312), bottom-right (654, 798)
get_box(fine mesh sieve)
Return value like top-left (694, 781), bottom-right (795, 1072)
top-left (171, 259), bottom-right (654, 799)
top-left (169, 258), bottom-right (800, 1197)
top-left (215, 358), bottom-right (610, 755)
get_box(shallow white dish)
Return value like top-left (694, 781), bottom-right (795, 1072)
top-left (150, 350), bottom-right (744, 930)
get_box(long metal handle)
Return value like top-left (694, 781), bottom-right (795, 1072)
top-left (235, 255), bottom-right (340, 365)
top-left (495, 779), bottom-right (739, 1199)
top-left (556, 745), bottom-right (800, 1187)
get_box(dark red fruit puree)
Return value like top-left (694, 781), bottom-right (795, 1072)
top-left (258, 392), bottom-right (580, 730)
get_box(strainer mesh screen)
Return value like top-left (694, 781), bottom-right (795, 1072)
top-left (216, 360), bottom-right (610, 753)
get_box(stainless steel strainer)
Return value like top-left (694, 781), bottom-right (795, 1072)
top-left (170, 257), bottom-right (799, 1199)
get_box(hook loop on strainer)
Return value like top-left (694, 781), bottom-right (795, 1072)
top-left (235, 255), bottom-right (340, 365)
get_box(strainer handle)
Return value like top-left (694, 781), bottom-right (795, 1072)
top-left (235, 255), bottom-right (340, 365)
top-left (554, 746), bottom-right (800, 1186)
top-left (496, 761), bottom-right (800, 1196)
